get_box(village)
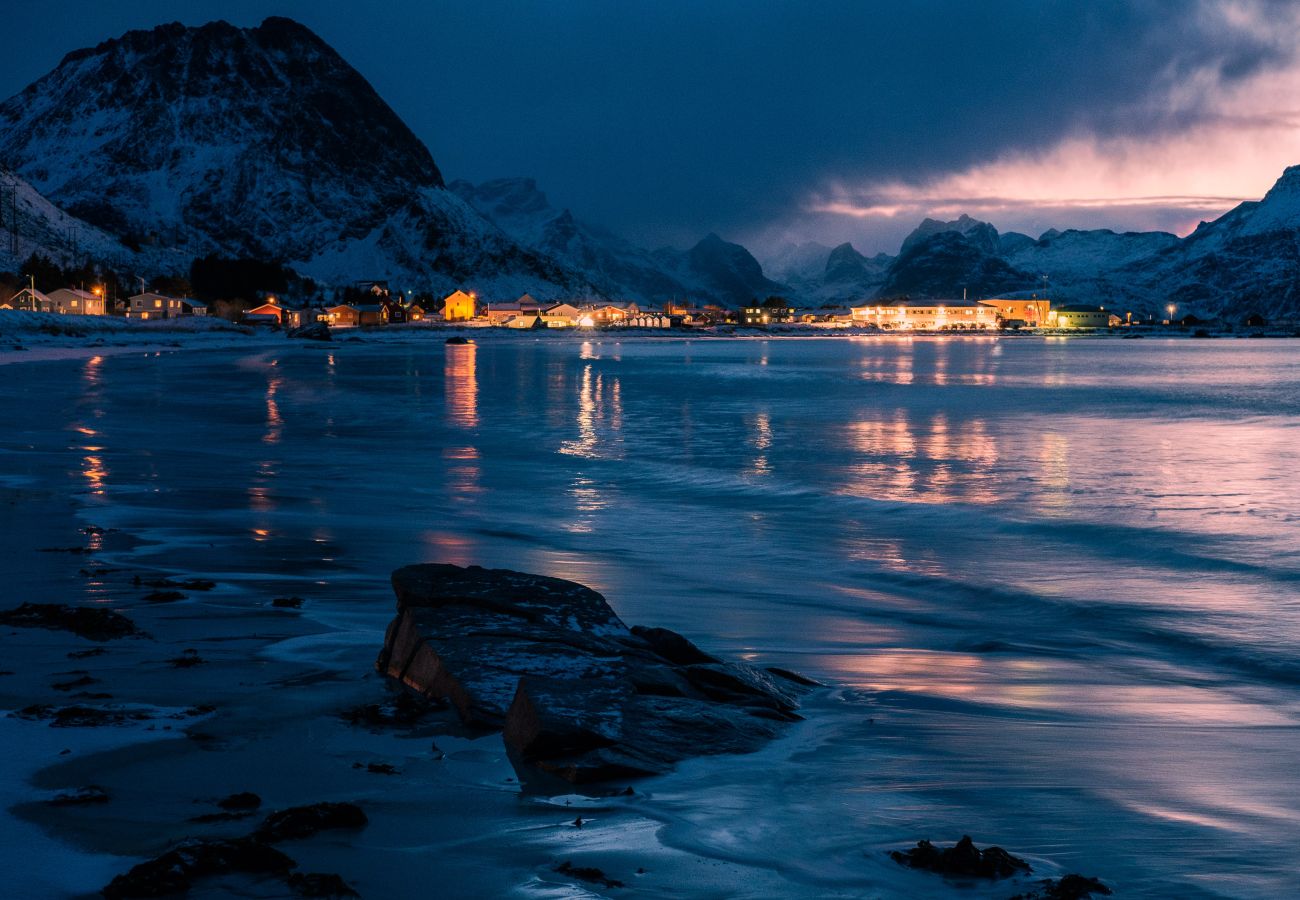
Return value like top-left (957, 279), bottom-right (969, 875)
top-left (0, 277), bottom-right (1261, 333)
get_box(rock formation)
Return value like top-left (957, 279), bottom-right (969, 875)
top-left (376, 564), bottom-right (811, 783)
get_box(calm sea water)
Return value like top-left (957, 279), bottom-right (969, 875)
top-left (5, 334), bottom-right (1300, 897)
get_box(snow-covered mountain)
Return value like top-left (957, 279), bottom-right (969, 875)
top-left (450, 177), bottom-right (694, 302)
top-left (452, 176), bottom-right (787, 306)
top-left (0, 18), bottom-right (587, 298)
top-left (0, 166), bottom-right (180, 275)
top-left (869, 171), bottom-right (1300, 319)
top-left (899, 214), bottom-right (1001, 257)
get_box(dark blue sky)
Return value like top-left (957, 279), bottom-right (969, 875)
top-left (5, 1), bottom-right (1298, 257)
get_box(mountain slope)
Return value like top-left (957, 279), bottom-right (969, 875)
top-left (0, 18), bottom-right (586, 296)
top-left (0, 167), bottom-right (178, 275)
top-left (453, 176), bottom-right (788, 306)
top-left (451, 177), bottom-right (694, 301)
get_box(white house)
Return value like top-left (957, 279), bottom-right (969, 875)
top-left (46, 288), bottom-right (107, 316)
top-left (127, 292), bottom-right (207, 319)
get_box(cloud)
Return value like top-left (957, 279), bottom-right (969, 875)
top-left (805, 0), bottom-right (1300, 240)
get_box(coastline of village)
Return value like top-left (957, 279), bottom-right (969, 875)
top-left (2, 277), bottom-right (1294, 366)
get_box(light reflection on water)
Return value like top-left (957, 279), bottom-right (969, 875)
top-left (14, 335), bottom-right (1300, 897)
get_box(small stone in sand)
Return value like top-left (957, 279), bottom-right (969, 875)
top-left (218, 792), bottom-right (263, 811)
top-left (287, 872), bottom-right (360, 898)
top-left (48, 785), bottom-right (110, 806)
top-left (101, 837), bottom-right (295, 899)
top-left (272, 596), bottom-right (305, 609)
top-left (168, 650), bottom-right (205, 668)
top-left (554, 860), bottom-right (624, 889)
top-left (0, 602), bottom-right (138, 641)
top-left (254, 803), bottom-right (368, 843)
top-left (1011, 875), bottom-right (1114, 899)
top-left (142, 590), bottom-right (186, 604)
top-left (11, 705), bottom-right (152, 727)
top-left (134, 576), bottom-right (216, 591)
top-left (890, 835), bottom-right (1031, 879)
top-left (52, 674), bottom-right (100, 691)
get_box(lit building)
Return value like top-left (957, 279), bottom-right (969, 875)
top-left (47, 288), bottom-right (107, 316)
top-left (849, 299), bottom-right (998, 330)
top-left (441, 290), bottom-right (477, 322)
top-left (1048, 305), bottom-right (1113, 328)
top-left (127, 292), bottom-right (207, 319)
top-left (740, 302), bottom-right (796, 326)
top-left (244, 299), bottom-right (284, 325)
top-left (979, 297), bottom-right (1049, 327)
top-left (2, 287), bottom-right (55, 312)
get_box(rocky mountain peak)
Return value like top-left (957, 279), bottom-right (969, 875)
top-left (900, 214), bottom-right (1000, 257)
top-left (0, 17), bottom-right (596, 297)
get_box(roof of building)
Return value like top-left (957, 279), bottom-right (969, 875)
top-left (47, 287), bottom-right (99, 300)
top-left (1055, 304), bottom-right (1107, 313)
top-left (6, 287), bottom-right (51, 305)
top-left (851, 299), bottom-right (994, 309)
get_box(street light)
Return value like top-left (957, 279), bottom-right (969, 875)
top-left (1166, 303), bottom-right (1176, 325)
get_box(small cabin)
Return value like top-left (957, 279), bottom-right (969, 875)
top-left (441, 290), bottom-right (477, 322)
top-left (47, 288), bottom-right (107, 316)
top-left (129, 292), bottom-right (206, 319)
top-left (2, 287), bottom-right (54, 312)
top-left (244, 302), bottom-right (284, 325)
top-left (327, 304), bottom-right (360, 328)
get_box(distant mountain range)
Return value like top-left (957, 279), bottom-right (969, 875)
top-left (1, 16), bottom-right (1299, 318)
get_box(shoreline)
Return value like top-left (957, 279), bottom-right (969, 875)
top-left (3, 310), bottom-right (1292, 370)
top-left (0, 419), bottom-right (852, 898)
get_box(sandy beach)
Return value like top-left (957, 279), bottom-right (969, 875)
top-left (3, 324), bottom-right (1299, 898)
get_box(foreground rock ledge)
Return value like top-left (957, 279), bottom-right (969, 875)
top-left (377, 564), bottom-right (811, 782)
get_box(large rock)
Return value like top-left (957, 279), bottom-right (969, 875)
top-left (376, 564), bottom-right (809, 782)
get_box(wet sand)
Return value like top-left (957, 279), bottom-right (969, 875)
top-left (0, 445), bottom-right (827, 899)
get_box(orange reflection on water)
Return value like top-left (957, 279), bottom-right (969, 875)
top-left (445, 343), bottom-right (478, 428)
top-left (74, 356), bottom-right (109, 494)
top-left (422, 529), bottom-right (476, 567)
top-left (263, 373), bottom-right (284, 445)
top-left (443, 445), bottom-right (482, 503)
top-left (1037, 431), bottom-right (1071, 515)
top-left (566, 474), bottom-right (609, 534)
top-left (559, 363), bottom-right (623, 459)
top-left (523, 548), bottom-right (611, 596)
top-left (82, 452), bottom-right (108, 496)
top-left (840, 411), bottom-right (1003, 504)
top-left (823, 649), bottom-right (988, 697)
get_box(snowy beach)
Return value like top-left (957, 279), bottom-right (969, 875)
top-left (2, 333), bottom-right (1299, 897)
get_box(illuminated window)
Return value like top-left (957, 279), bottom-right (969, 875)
top-left (154, 299), bottom-right (162, 308)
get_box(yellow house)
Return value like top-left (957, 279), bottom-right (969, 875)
top-left (441, 290), bottom-right (477, 322)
